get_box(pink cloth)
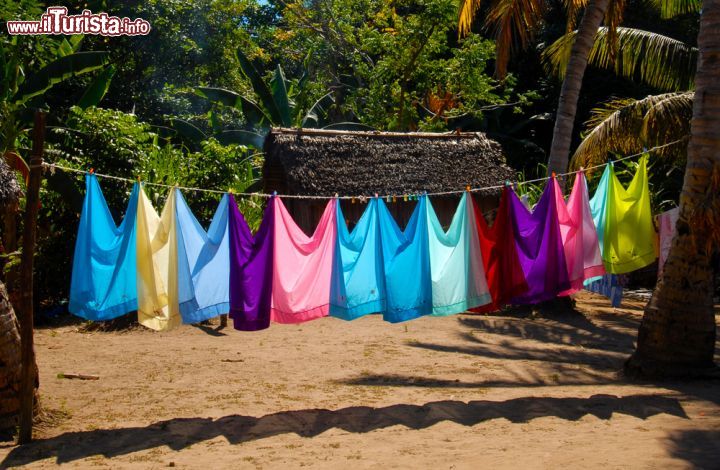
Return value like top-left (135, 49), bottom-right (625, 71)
top-left (658, 207), bottom-right (679, 277)
top-left (554, 174), bottom-right (606, 295)
top-left (270, 197), bottom-right (337, 323)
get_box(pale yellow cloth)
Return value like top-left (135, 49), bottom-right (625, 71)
top-left (136, 187), bottom-right (182, 331)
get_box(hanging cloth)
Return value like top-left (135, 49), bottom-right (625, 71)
top-left (69, 175), bottom-right (139, 320)
top-left (136, 187), bottom-right (182, 331)
top-left (426, 193), bottom-right (492, 315)
top-left (598, 156), bottom-right (657, 273)
top-left (229, 195), bottom-right (275, 331)
top-left (471, 188), bottom-right (527, 312)
top-left (585, 164), bottom-right (623, 304)
top-left (175, 191), bottom-right (230, 323)
top-left (657, 207), bottom-right (679, 277)
top-left (377, 196), bottom-right (432, 322)
top-left (270, 197), bottom-right (337, 323)
top-left (509, 181), bottom-right (570, 304)
top-left (554, 173), bottom-right (605, 295)
top-left (330, 199), bottom-right (386, 320)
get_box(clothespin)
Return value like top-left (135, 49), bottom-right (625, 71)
top-left (374, 192), bottom-right (379, 199)
top-left (351, 196), bottom-right (356, 204)
top-left (272, 190), bottom-right (277, 197)
top-left (334, 192), bottom-right (339, 199)
top-left (403, 195), bottom-right (408, 202)
top-left (551, 171), bottom-right (556, 178)
top-left (89, 168), bottom-right (94, 175)
top-left (504, 179), bottom-right (511, 187)
top-left (392, 195), bottom-right (397, 203)
top-left (386, 195), bottom-right (390, 203)
top-left (465, 185), bottom-right (471, 192)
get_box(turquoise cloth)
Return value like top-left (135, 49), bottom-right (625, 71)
top-left (69, 175), bottom-right (139, 320)
top-left (585, 164), bottom-right (623, 305)
top-left (175, 191), bottom-right (231, 323)
top-left (426, 193), bottom-right (492, 315)
top-left (330, 199), bottom-right (386, 320)
top-left (378, 196), bottom-right (432, 323)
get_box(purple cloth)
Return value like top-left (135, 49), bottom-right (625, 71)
top-left (229, 195), bottom-right (274, 331)
top-left (509, 182), bottom-right (571, 304)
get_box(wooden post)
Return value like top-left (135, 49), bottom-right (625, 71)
top-left (17, 111), bottom-right (44, 445)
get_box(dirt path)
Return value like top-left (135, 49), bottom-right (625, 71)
top-left (1, 292), bottom-right (719, 469)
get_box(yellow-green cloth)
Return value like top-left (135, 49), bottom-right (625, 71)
top-left (136, 187), bottom-right (182, 330)
top-left (600, 155), bottom-right (657, 273)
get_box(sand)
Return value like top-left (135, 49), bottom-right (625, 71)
top-left (1, 292), bottom-right (719, 469)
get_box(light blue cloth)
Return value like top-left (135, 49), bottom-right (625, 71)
top-left (585, 165), bottom-right (623, 305)
top-left (175, 190), bottom-right (231, 323)
top-left (69, 175), bottom-right (139, 320)
top-left (378, 196), bottom-right (432, 323)
top-left (330, 199), bottom-right (386, 320)
top-left (426, 193), bottom-right (492, 315)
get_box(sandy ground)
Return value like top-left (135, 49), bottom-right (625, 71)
top-left (1, 292), bottom-right (719, 469)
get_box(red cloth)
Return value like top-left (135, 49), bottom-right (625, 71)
top-left (470, 189), bottom-right (528, 312)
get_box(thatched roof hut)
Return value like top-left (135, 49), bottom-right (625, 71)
top-left (0, 156), bottom-right (22, 211)
top-left (263, 128), bottom-right (516, 232)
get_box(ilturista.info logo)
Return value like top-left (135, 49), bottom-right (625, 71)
top-left (7, 6), bottom-right (151, 36)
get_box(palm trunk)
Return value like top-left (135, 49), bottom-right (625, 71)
top-left (547, 0), bottom-right (610, 182)
top-left (0, 280), bottom-right (35, 432)
top-left (625, 0), bottom-right (720, 377)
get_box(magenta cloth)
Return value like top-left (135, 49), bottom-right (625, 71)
top-left (270, 197), bottom-right (337, 324)
top-left (554, 173), bottom-right (606, 295)
top-left (228, 195), bottom-right (275, 331)
top-left (510, 182), bottom-right (571, 304)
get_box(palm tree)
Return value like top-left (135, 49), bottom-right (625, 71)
top-left (543, 27), bottom-right (698, 168)
top-left (625, 0), bottom-right (719, 377)
top-left (459, 0), bottom-right (701, 178)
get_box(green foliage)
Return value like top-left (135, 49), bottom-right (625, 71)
top-left (35, 106), bottom-right (263, 303)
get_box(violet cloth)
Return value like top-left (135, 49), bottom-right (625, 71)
top-left (509, 182), bottom-right (571, 304)
top-left (228, 195), bottom-right (275, 331)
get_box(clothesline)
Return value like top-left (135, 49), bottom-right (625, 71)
top-left (39, 138), bottom-right (687, 200)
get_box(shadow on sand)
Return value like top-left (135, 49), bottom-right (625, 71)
top-left (1, 394), bottom-right (687, 466)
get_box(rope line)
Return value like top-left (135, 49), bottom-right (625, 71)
top-left (39, 138), bottom-right (686, 200)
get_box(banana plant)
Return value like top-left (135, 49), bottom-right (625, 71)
top-left (188, 48), bottom-right (336, 149)
top-left (1, 36), bottom-right (113, 175)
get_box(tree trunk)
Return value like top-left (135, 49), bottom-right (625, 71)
top-left (0, 280), bottom-right (38, 433)
top-left (625, 0), bottom-right (720, 377)
top-left (546, 0), bottom-right (610, 182)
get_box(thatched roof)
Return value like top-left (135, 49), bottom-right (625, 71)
top-left (0, 156), bottom-right (22, 210)
top-left (263, 128), bottom-right (516, 197)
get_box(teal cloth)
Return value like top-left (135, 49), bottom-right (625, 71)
top-left (175, 191), bottom-right (231, 323)
top-left (426, 193), bottom-right (492, 315)
top-left (330, 199), bottom-right (386, 320)
top-left (378, 196), bottom-right (432, 323)
top-left (69, 175), bottom-right (139, 320)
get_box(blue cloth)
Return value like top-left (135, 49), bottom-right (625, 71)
top-left (330, 199), bottom-right (386, 320)
top-left (69, 175), bottom-right (139, 320)
top-left (377, 196), bottom-right (432, 323)
top-left (584, 274), bottom-right (624, 307)
top-left (175, 191), bottom-right (231, 323)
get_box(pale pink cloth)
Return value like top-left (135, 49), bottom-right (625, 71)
top-left (270, 197), bottom-right (337, 323)
top-left (658, 207), bottom-right (679, 277)
top-left (554, 174), bottom-right (606, 295)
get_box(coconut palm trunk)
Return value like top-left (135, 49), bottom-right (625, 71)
top-left (626, 0), bottom-right (720, 377)
top-left (0, 280), bottom-right (28, 431)
top-left (547, 0), bottom-right (611, 180)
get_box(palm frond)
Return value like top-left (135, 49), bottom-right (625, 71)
top-left (485, 0), bottom-right (546, 77)
top-left (458, 0), bottom-right (483, 37)
top-left (603, 0), bottom-right (626, 61)
top-left (543, 27), bottom-right (697, 91)
top-left (564, 0), bottom-right (588, 31)
top-left (647, 0), bottom-right (701, 18)
top-left (571, 92), bottom-right (692, 169)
